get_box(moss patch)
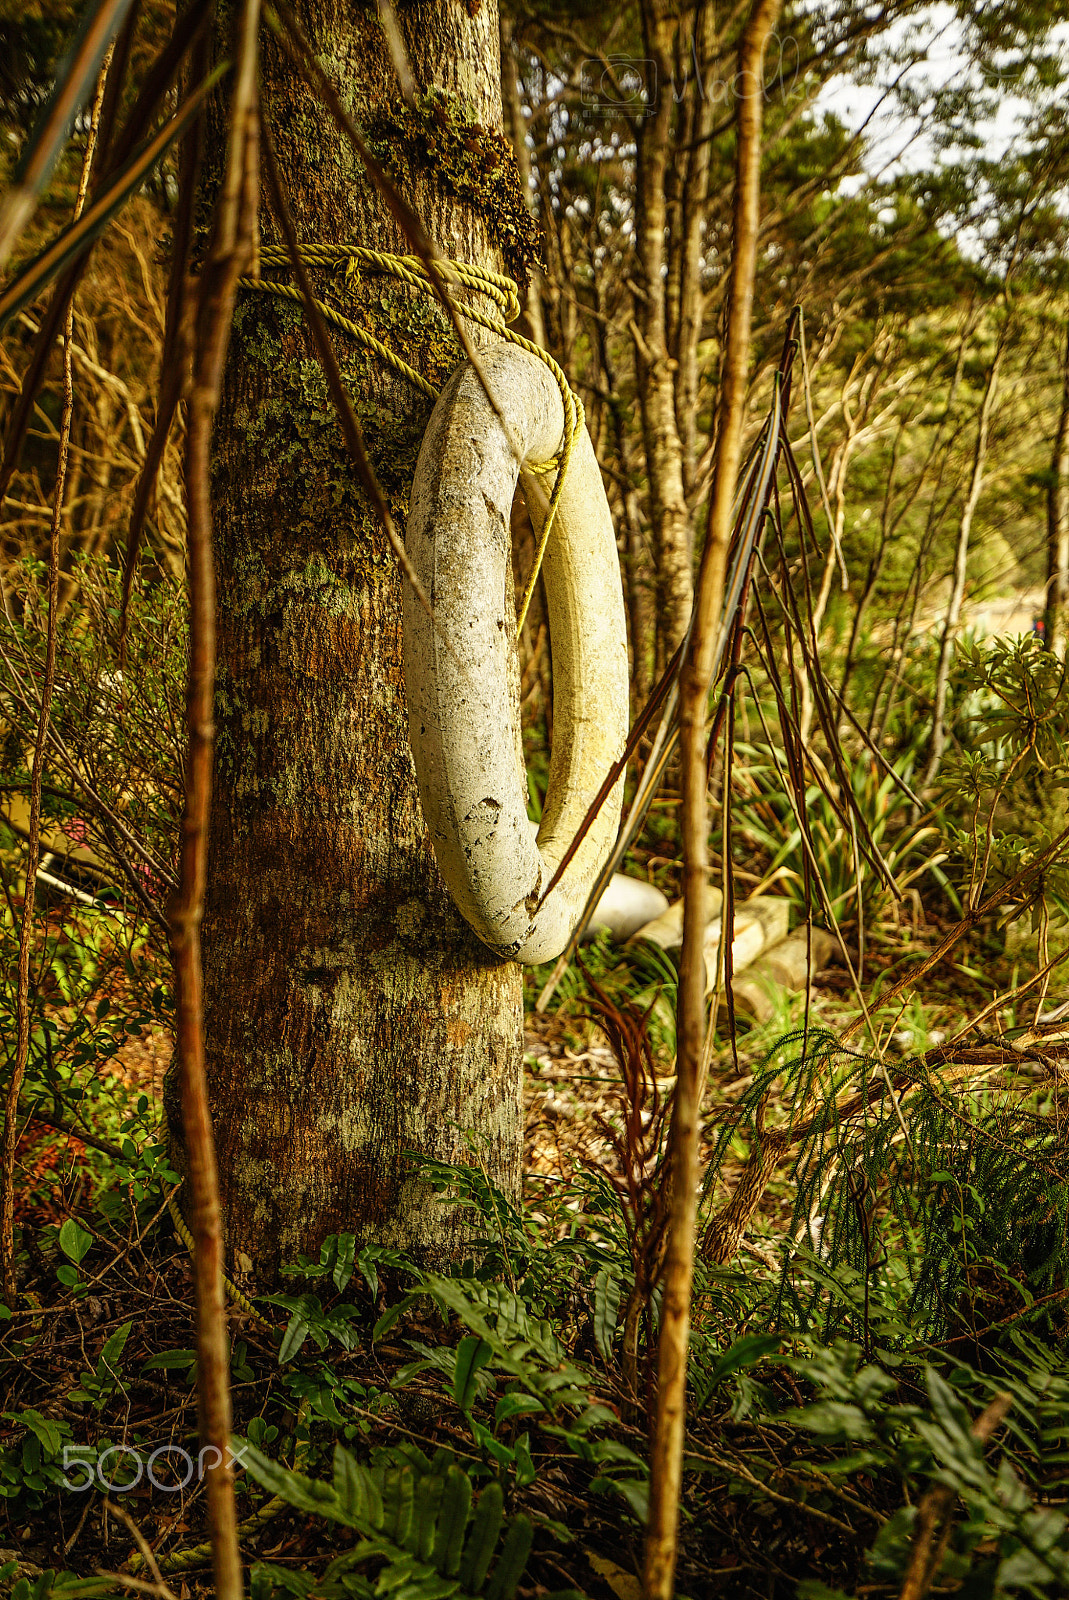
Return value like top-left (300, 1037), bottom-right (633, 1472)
top-left (365, 89), bottom-right (542, 290)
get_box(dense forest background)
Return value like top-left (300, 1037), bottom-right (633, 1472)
top-left (0, 1), bottom-right (1067, 1597)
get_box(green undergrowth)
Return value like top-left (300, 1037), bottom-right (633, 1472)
top-left (3, 1100), bottom-right (1069, 1597)
top-left (3, 569), bottom-right (1069, 1594)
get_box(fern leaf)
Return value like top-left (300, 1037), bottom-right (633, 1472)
top-left (432, 1464), bottom-right (473, 1577)
top-left (458, 1479), bottom-right (504, 1593)
top-left (333, 1443), bottom-right (382, 1529)
top-left (484, 1516), bottom-right (534, 1600)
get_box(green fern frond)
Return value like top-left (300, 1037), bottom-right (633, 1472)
top-left (242, 1440), bottom-right (534, 1600)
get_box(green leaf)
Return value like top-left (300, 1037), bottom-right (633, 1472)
top-left (782, 1400), bottom-right (875, 1442)
top-left (239, 1445), bottom-right (534, 1599)
top-left (470, 1417), bottom-right (517, 1469)
top-left (417, 1475), bottom-right (445, 1563)
top-left (334, 1232), bottom-right (357, 1292)
top-left (485, 1514), bottom-right (533, 1600)
top-left (249, 1562), bottom-right (317, 1599)
top-left (142, 1348), bottom-right (196, 1371)
top-left (381, 1573), bottom-right (454, 1600)
top-left (432, 1465), bottom-right (472, 1577)
top-left (101, 1320), bottom-right (132, 1369)
top-left (512, 1432), bottom-right (535, 1488)
top-left (236, 1438), bottom-right (348, 1524)
top-left (459, 1480), bottom-right (503, 1594)
top-left (393, 1464), bottom-right (418, 1552)
top-left (3, 1408), bottom-right (67, 1458)
top-left (58, 1219), bottom-right (93, 1264)
top-left (453, 1336), bottom-right (494, 1413)
top-left (333, 1443), bottom-right (383, 1529)
top-left (493, 1391), bottom-right (543, 1427)
top-left (311, 1386), bottom-right (346, 1427)
top-left (593, 1269), bottom-right (621, 1365)
top-left (279, 1309), bottom-right (312, 1364)
top-left (356, 1244), bottom-right (380, 1298)
top-left (591, 1474), bottom-right (649, 1523)
top-left (373, 1290), bottom-right (423, 1344)
top-left (703, 1333), bottom-right (781, 1391)
top-left (38, 1579), bottom-right (122, 1600)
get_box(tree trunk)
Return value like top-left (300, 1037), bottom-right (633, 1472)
top-left (499, 10), bottom-right (546, 351)
top-left (634, 0), bottom-right (694, 655)
top-left (1046, 319), bottom-right (1069, 659)
top-left (175, 0), bottom-right (537, 1282)
top-left (868, 307), bottom-right (976, 750)
top-left (922, 324), bottom-right (1006, 791)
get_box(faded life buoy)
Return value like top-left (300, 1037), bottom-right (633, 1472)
top-left (403, 343), bottom-right (629, 964)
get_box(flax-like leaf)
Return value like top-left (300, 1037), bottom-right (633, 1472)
top-left (0, 67), bottom-right (227, 334)
top-left (0, 0), bottom-right (137, 267)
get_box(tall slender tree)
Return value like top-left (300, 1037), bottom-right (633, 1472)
top-left (1046, 319), bottom-right (1069, 657)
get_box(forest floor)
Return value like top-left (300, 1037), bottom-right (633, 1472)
top-left (2, 911), bottom-right (1066, 1600)
top-left (0, 977), bottom-right (844, 1597)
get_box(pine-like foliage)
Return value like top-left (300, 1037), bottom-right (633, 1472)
top-left (702, 1025), bottom-right (1069, 1349)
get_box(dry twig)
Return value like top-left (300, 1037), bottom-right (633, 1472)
top-left (643, 4), bottom-right (782, 1596)
top-left (165, 5), bottom-right (262, 1593)
top-left (1, 51), bottom-right (111, 1302)
top-left (897, 1392), bottom-right (1012, 1600)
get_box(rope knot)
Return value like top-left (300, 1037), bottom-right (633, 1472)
top-left (238, 241), bottom-right (584, 625)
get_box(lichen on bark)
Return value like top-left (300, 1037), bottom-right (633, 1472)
top-left (363, 87), bottom-right (542, 290)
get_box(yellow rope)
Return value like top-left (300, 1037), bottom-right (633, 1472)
top-left (131, 1433), bottom-right (311, 1576)
top-left (257, 244), bottom-right (522, 323)
top-left (239, 245), bottom-right (584, 630)
top-left (165, 1190), bottom-right (267, 1325)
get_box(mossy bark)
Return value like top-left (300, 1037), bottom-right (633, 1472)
top-left (184, 0), bottom-right (532, 1281)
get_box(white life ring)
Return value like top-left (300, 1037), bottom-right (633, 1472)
top-left (403, 342), bottom-right (629, 964)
